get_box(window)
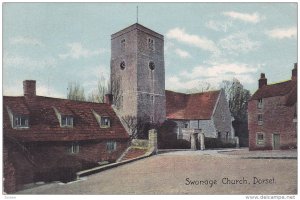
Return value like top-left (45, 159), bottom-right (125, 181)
top-left (151, 95), bottom-right (154, 103)
top-left (69, 142), bottom-right (79, 154)
top-left (120, 61), bottom-right (126, 70)
top-left (149, 61), bottom-right (155, 70)
top-left (217, 132), bottom-right (222, 139)
top-left (13, 115), bottom-right (29, 128)
top-left (257, 98), bottom-right (263, 109)
top-left (184, 123), bottom-right (188, 128)
top-left (121, 39), bottom-right (126, 50)
top-left (106, 141), bottom-right (117, 151)
top-left (256, 133), bottom-right (265, 145)
top-left (258, 114), bottom-right (263, 125)
top-left (100, 116), bottom-right (110, 128)
top-left (148, 38), bottom-right (154, 50)
top-left (61, 116), bottom-right (73, 127)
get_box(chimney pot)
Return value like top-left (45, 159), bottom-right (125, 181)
top-left (104, 94), bottom-right (113, 105)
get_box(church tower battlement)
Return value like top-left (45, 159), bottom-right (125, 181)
top-left (110, 23), bottom-right (166, 134)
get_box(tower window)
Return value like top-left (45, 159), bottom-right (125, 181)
top-left (148, 38), bottom-right (154, 50)
top-left (149, 61), bottom-right (155, 70)
top-left (120, 61), bottom-right (126, 70)
top-left (121, 39), bottom-right (126, 50)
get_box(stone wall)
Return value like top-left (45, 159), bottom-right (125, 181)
top-left (212, 90), bottom-right (234, 139)
top-left (248, 96), bottom-right (297, 150)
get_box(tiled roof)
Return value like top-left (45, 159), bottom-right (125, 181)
top-left (3, 96), bottom-right (129, 142)
top-left (250, 80), bottom-right (297, 100)
top-left (165, 90), bottom-right (220, 120)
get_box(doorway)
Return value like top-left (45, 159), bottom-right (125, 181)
top-left (273, 134), bottom-right (280, 150)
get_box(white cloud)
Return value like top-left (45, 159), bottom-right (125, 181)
top-left (175, 48), bottom-right (191, 58)
top-left (218, 32), bottom-right (260, 54)
top-left (166, 62), bottom-right (261, 92)
top-left (3, 54), bottom-right (56, 69)
top-left (223, 11), bottom-right (262, 23)
top-left (59, 43), bottom-right (106, 59)
top-left (181, 63), bottom-right (259, 79)
top-left (266, 27), bottom-right (297, 39)
top-left (205, 20), bottom-right (233, 32)
top-left (166, 28), bottom-right (219, 53)
top-left (9, 36), bottom-right (43, 46)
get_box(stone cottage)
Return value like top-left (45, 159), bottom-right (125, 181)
top-left (165, 89), bottom-right (234, 142)
top-left (3, 80), bottom-right (130, 193)
top-left (248, 64), bottom-right (297, 150)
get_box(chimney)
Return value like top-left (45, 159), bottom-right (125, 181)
top-left (104, 94), bottom-right (113, 105)
top-left (258, 73), bottom-right (267, 89)
top-left (292, 63), bottom-right (297, 81)
top-left (23, 80), bottom-right (36, 100)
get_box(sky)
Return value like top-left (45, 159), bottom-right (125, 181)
top-left (3, 2), bottom-right (298, 98)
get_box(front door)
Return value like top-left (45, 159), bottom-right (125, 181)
top-left (273, 134), bottom-right (280, 150)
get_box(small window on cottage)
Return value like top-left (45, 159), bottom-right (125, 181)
top-left (100, 116), bottom-right (110, 128)
top-left (257, 98), bottom-right (263, 109)
top-left (106, 141), bottom-right (117, 151)
top-left (121, 39), bottom-right (126, 50)
top-left (13, 115), bottom-right (29, 128)
top-left (69, 142), bottom-right (80, 154)
top-left (61, 116), bottom-right (73, 127)
top-left (148, 38), bottom-right (154, 50)
top-left (256, 133), bottom-right (265, 145)
top-left (258, 114), bottom-right (263, 125)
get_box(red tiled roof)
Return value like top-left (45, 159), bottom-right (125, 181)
top-left (165, 90), bottom-right (220, 120)
top-left (250, 80), bottom-right (297, 100)
top-left (3, 96), bottom-right (129, 142)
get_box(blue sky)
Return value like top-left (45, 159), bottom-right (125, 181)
top-left (3, 3), bottom-right (297, 98)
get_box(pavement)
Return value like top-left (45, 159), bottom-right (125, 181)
top-left (16, 148), bottom-right (297, 195)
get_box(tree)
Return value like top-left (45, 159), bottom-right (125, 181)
top-left (220, 78), bottom-right (251, 146)
top-left (185, 81), bottom-right (216, 94)
top-left (87, 76), bottom-right (109, 103)
top-left (67, 81), bottom-right (86, 101)
top-left (220, 78), bottom-right (250, 122)
top-left (111, 78), bottom-right (122, 109)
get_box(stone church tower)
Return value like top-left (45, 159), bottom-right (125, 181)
top-left (110, 23), bottom-right (166, 131)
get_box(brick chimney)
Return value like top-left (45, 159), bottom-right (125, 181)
top-left (104, 94), bottom-right (113, 105)
top-left (292, 63), bottom-right (297, 81)
top-left (23, 80), bottom-right (36, 100)
top-left (258, 73), bottom-right (267, 89)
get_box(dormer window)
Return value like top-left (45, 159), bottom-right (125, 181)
top-left (100, 116), bottom-right (110, 128)
top-left (92, 110), bottom-right (111, 128)
top-left (53, 107), bottom-right (73, 128)
top-left (257, 98), bottom-right (263, 109)
top-left (148, 38), bottom-right (154, 51)
top-left (13, 115), bottom-right (29, 128)
top-left (61, 115), bottom-right (73, 127)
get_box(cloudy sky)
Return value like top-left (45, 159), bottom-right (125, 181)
top-left (3, 3), bottom-right (297, 98)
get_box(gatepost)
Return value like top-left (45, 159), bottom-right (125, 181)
top-left (148, 129), bottom-right (158, 154)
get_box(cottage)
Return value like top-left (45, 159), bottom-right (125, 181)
top-left (3, 80), bottom-right (130, 193)
top-left (164, 89), bottom-right (235, 145)
top-left (248, 64), bottom-right (297, 150)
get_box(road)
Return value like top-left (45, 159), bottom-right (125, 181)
top-left (17, 149), bottom-right (297, 195)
